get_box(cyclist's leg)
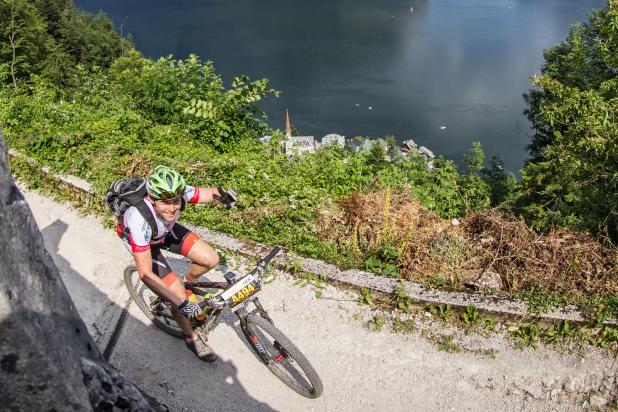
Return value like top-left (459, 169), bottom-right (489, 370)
top-left (165, 224), bottom-right (219, 282)
top-left (150, 245), bottom-right (193, 337)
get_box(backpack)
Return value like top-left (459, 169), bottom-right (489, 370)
top-left (105, 177), bottom-right (160, 239)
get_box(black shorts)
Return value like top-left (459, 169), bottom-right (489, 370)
top-left (122, 223), bottom-right (200, 283)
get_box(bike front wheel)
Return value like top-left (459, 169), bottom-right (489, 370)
top-left (243, 313), bottom-right (323, 399)
top-left (123, 265), bottom-right (184, 338)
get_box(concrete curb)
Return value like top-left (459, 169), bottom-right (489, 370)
top-left (7, 148), bottom-right (602, 324)
top-left (188, 225), bottom-right (587, 324)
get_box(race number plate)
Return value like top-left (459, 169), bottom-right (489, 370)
top-left (220, 274), bottom-right (259, 304)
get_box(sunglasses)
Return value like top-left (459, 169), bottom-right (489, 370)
top-left (155, 196), bottom-right (182, 205)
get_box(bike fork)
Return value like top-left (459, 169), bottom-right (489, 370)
top-left (236, 298), bottom-right (289, 364)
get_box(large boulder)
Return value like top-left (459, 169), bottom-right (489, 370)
top-left (0, 130), bottom-right (165, 411)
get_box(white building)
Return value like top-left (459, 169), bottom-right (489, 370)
top-left (418, 146), bottom-right (435, 159)
top-left (279, 109), bottom-right (317, 155)
top-left (347, 137), bottom-right (372, 152)
top-left (321, 133), bottom-right (345, 148)
top-left (282, 136), bottom-right (317, 155)
top-left (400, 139), bottom-right (417, 155)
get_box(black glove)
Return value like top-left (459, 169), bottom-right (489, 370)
top-left (177, 300), bottom-right (201, 320)
top-left (214, 187), bottom-right (237, 209)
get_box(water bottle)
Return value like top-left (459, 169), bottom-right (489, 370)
top-left (186, 290), bottom-right (206, 321)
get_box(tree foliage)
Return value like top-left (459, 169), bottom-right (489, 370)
top-left (0, 0), bottom-right (126, 88)
top-left (0, 0), bottom-right (47, 87)
top-left (521, 0), bottom-right (618, 241)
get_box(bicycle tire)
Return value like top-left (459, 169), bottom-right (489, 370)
top-left (243, 313), bottom-right (323, 399)
top-left (123, 265), bottom-right (184, 338)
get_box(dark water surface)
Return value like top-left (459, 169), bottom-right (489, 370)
top-left (76, 0), bottom-right (605, 172)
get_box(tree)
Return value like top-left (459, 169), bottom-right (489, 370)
top-left (523, 4), bottom-right (617, 162)
top-left (480, 155), bottom-right (517, 206)
top-left (463, 141), bottom-right (484, 175)
top-left (366, 140), bottom-right (388, 172)
top-left (58, 10), bottom-right (125, 69)
top-left (384, 135), bottom-right (400, 159)
top-left (0, 0), bottom-right (47, 88)
top-left (0, 0), bottom-right (125, 88)
top-left (519, 0), bottom-right (618, 240)
top-left (458, 141), bottom-right (491, 213)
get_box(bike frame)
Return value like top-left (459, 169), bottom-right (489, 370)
top-left (180, 247), bottom-right (280, 340)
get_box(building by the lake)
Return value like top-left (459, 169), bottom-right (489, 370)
top-left (280, 110), bottom-right (317, 155)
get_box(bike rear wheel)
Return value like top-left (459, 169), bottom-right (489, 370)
top-left (123, 265), bottom-right (183, 338)
top-left (243, 313), bottom-right (323, 399)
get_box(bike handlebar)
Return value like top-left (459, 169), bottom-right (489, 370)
top-left (198, 246), bottom-right (283, 310)
top-left (260, 245), bottom-right (282, 267)
top-left (199, 297), bottom-right (221, 310)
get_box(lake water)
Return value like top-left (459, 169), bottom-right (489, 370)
top-left (76, 0), bottom-right (605, 172)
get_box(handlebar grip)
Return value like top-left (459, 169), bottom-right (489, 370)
top-left (260, 246), bottom-right (282, 266)
top-left (199, 298), bottom-right (219, 310)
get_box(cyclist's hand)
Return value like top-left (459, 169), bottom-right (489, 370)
top-left (177, 300), bottom-right (201, 320)
top-left (206, 297), bottom-right (224, 310)
top-left (214, 187), bottom-right (237, 209)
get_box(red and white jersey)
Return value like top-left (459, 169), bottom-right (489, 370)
top-left (121, 185), bottom-right (200, 253)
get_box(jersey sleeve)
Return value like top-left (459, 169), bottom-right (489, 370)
top-left (184, 185), bottom-right (200, 204)
top-left (123, 208), bottom-right (152, 253)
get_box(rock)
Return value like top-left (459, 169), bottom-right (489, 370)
top-left (472, 376), bottom-right (495, 389)
top-left (522, 385), bottom-right (545, 400)
top-left (583, 374), bottom-right (603, 393)
top-left (542, 377), bottom-right (557, 389)
top-left (602, 377), bottom-right (616, 391)
top-left (589, 393), bottom-right (608, 408)
top-left (0, 130), bottom-right (165, 411)
top-left (549, 389), bottom-right (561, 399)
top-left (506, 387), bottom-right (523, 397)
top-left (463, 270), bottom-right (503, 291)
top-left (81, 358), bottom-right (158, 411)
top-left (451, 218), bottom-right (460, 226)
top-left (563, 377), bottom-right (577, 393)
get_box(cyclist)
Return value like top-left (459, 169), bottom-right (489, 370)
top-left (117, 165), bottom-right (237, 362)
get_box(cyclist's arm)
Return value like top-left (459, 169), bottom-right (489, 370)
top-left (133, 250), bottom-right (185, 306)
top-left (192, 187), bottom-right (221, 205)
top-left (185, 185), bottom-right (235, 206)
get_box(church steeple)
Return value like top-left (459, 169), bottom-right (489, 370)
top-left (285, 109), bottom-right (292, 138)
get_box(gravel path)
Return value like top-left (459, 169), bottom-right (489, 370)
top-left (23, 188), bottom-right (617, 411)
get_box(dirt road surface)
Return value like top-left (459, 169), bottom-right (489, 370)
top-left (23, 188), bottom-right (616, 411)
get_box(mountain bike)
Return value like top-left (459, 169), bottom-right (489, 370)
top-left (123, 246), bottom-right (323, 399)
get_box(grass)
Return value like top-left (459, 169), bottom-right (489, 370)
top-left (461, 304), bottom-right (480, 335)
top-left (513, 323), bottom-right (541, 349)
top-left (543, 320), bottom-right (574, 344)
top-left (427, 304), bottom-right (453, 321)
top-left (292, 272), bottom-right (326, 299)
top-left (437, 335), bottom-right (461, 353)
top-left (359, 287), bottom-right (375, 307)
top-left (369, 315), bottom-right (385, 332)
top-left (393, 281), bottom-right (415, 314)
top-left (392, 316), bottom-right (415, 334)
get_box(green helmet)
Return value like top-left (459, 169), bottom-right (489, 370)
top-left (146, 165), bottom-right (186, 200)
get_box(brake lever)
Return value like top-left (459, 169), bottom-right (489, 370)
top-left (199, 297), bottom-right (224, 310)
